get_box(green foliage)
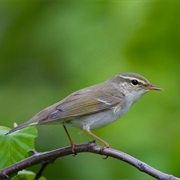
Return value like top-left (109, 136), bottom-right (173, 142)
top-left (0, 126), bottom-right (37, 169)
top-left (11, 170), bottom-right (46, 180)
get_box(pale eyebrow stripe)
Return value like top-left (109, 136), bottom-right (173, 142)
top-left (118, 75), bottom-right (146, 84)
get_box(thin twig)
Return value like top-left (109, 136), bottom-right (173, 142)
top-left (34, 162), bottom-right (49, 180)
top-left (0, 141), bottom-right (179, 180)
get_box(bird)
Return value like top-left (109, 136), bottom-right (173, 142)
top-left (6, 72), bottom-right (162, 149)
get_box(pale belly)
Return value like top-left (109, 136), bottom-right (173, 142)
top-left (65, 105), bottom-right (129, 131)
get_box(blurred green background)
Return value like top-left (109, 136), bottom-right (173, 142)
top-left (1, 0), bottom-right (180, 179)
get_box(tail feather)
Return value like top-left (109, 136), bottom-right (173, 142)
top-left (6, 122), bottom-right (34, 135)
top-left (6, 102), bottom-right (58, 135)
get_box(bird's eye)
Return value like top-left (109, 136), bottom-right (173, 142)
top-left (131, 79), bottom-right (138, 85)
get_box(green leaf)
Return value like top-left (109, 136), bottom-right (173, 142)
top-left (11, 170), bottom-right (46, 180)
top-left (0, 126), bottom-right (38, 169)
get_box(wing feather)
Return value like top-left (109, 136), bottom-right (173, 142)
top-left (37, 83), bottom-right (124, 124)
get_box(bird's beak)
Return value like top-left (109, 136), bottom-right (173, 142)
top-left (146, 84), bottom-right (163, 91)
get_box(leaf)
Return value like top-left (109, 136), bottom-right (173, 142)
top-left (11, 170), bottom-right (46, 180)
top-left (0, 126), bottom-right (38, 169)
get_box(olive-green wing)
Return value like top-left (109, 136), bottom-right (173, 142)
top-left (6, 83), bottom-right (123, 134)
top-left (38, 85), bottom-right (123, 124)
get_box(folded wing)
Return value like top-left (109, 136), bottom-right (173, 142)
top-left (38, 84), bottom-right (123, 124)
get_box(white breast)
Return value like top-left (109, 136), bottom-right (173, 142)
top-left (65, 103), bottom-right (131, 131)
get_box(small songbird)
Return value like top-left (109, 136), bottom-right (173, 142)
top-left (6, 72), bottom-right (162, 149)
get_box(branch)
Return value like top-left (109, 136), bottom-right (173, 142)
top-left (0, 141), bottom-right (179, 180)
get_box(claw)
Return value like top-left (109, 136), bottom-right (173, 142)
top-left (71, 143), bottom-right (77, 156)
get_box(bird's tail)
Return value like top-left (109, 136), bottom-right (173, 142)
top-left (6, 122), bottom-right (35, 135)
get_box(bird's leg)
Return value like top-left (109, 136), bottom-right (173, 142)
top-left (63, 125), bottom-right (76, 154)
top-left (84, 129), bottom-right (110, 149)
